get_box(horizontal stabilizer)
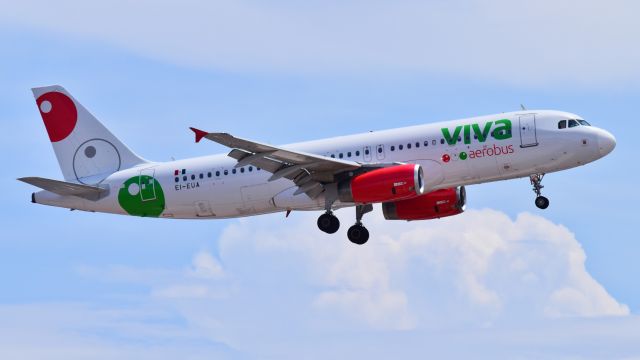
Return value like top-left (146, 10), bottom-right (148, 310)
top-left (18, 177), bottom-right (108, 201)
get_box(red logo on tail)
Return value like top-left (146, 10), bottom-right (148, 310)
top-left (36, 92), bottom-right (78, 142)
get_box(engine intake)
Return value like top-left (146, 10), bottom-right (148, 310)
top-left (338, 164), bottom-right (425, 204)
top-left (382, 186), bottom-right (466, 220)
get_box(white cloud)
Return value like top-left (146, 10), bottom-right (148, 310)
top-left (215, 209), bottom-right (628, 330)
top-left (2, 0), bottom-right (639, 87)
top-left (5, 208), bottom-right (634, 358)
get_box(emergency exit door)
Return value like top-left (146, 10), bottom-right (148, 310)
top-left (519, 114), bottom-right (538, 148)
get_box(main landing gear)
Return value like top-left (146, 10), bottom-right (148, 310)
top-left (530, 173), bottom-right (550, 209)
top-left (316, 205), bottom-right (373, 245)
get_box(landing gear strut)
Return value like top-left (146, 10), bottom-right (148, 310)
top-left (347, 204), bottom-right (373, 245)
top-left (530, 173), bottom-right (550, 209)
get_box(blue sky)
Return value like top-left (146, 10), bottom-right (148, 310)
top-left (1, 1), bottom-right (640, 358)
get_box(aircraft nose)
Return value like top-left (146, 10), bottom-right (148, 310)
top-left (597, 129), bottom-right (616, 157)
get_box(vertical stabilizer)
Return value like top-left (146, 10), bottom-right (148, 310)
top-left (32, 85), bottom-right (148, 184)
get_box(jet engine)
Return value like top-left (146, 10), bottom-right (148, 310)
top-left (382, 186), bottom-right (466, 220)
top-left (338, 164), bottom-right (425, 204)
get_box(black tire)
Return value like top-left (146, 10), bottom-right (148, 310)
top-left (318, 213), bottom-right (340, 234)
top-left (347, 225), bottom-right (369, 245)
top-left (535, 196), bottom-right (550, 209)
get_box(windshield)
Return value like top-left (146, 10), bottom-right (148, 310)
top-left (578, 119), bottom-right (591, 126)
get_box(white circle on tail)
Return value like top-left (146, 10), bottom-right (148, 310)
top-left (127, 182), bottom-right (140, 196)
top-left (73, 138), bottom-right (121, 184)
top-left (40, 100), bottom-right (52, 113)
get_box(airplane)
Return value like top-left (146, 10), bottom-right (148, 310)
top-left (19, 85), bottom-right (616, 245)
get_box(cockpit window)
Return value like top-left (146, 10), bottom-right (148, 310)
top-left (578, 120), bottom-right (591, 126)
top-left (568, 119), bottom-right (579, 128)
top-left (558, 120), bottom-right (567, 129)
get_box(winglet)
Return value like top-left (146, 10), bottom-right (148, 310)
top-left (189, 127), bottom-right (209, 143)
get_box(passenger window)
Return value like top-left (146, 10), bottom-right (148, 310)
top-left (399, 144), bottom-right (403, 150)
top-left (331, 154), bottom-right (335, 158)
top-left (224, 170), bottom-right (228, 175)
top-left (216, 171), bottom-right (220, 177)
top-left (407, 143), bottom-right (412, 149)
top-left (365, 149), bottom-right (370, 155)
top-left (432, 140), bottom-right (437, 146)
top-left (207, 172), bottom-right (212, 178)
top-left (183, 176), bottom-right (187, 181)
top-left (174, 177), bottom-right (179, 183)
top-left (191, 174), bottom-right (196, 180)
top-left (415, 142), bottom-right (420, 148)
top-left (248, 166), bottom-right (253, 172)
top-left (440, 138), bottom-right (445, 145)
top-left (569, 119), bottom-right (579, 128)
top-left (257, 167), bottom-right (261, 171)
top-left (232, 169), bottom-right (237, 174)
top-left (424, 141), bottom-right (428, 147)
top-left (240, 167), bottom-right (245, 173)
top-left (199, 173), bottom-right (204, 179)
top-left (347, 152), bottom-right (352, 157)
top-left (339, 153), bottom-right (343, 158)
top-left (356, 150), bottom-right (360, 156)
top-left (391, 145), bottom-right (395, 151)
top-left (558, 120), bottom-right (567, 129)
top-left (377, 147), bottom-right (383, 153)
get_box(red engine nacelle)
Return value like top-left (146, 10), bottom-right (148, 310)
top-left (382, 186), bottom-right (466, 220)
top-left (338, 164), bottom-right (425, 204)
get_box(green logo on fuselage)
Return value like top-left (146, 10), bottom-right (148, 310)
top-left (118, 175), bottom-right (165, 217)
top-left (441, 119), bottom-right (512, 145)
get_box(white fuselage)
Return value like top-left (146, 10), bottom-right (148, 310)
top-left (34, 110), bottom-right (615, 218)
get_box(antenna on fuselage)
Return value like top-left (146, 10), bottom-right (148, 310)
top-left (520, 104), bottom-right (527, 110)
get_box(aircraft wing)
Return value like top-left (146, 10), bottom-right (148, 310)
top-left (190, 128), bottom-right (362, 199)
top-left (18, 177), bottom-right (108, 201)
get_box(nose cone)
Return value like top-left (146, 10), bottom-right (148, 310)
top-left (597, 129), bottom-right (616, 157)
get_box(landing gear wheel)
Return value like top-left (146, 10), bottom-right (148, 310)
top-left (317, 212), bottom-right (340, 234)
top-left (535, 196), bottom-right (550, 209)
top-left (347, 224), bottom-right (369, 245)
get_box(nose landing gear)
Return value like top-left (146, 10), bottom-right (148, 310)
top-left (530, 173), bottom-right (549, 209)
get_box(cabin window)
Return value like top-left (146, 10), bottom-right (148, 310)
top-left (331, 154), bottom-right (335, 158)
top-left (415, 142), bottom-right (420, 148)
top-left (232, 169), bottom-right (237, 174)
top-left (568, 119), bottom-right (579, 128)
top-left (558, 120), bottom-right (567, 129)
top-left (432, 139), bottom-right (437, 146)
top-left (407, 143), bottom-right (412, 149)
top-left (199, 173), bottom-right (204, 179)
top-left (183, 176), bottom-right (187, 181)
top-left (257, 167), bottom-right (261, 171)
top-left (399, 144), bottom-right (403, 150)
top-left (191, 174), bottom-right (196, 180)
top-left (424, 140), bottom-right (429, 147)
top-left (347, 151), bottom-right (352, 157)
top-left (240, 167), bottom-right (245, 173)
top-left (339, 153), bottom-right (343, 158)
top-left (365, 149), bottom-right (370, 155)
top-left (440, 138), bottom-right (445, 145)
top-left (207, 172), bottom-right (212, 178)
top-left (175, 177), bottom-right (179, 183)
top-left (378, 147), bottom-right (383, 153)
top-left (391, 145), bottom-right (395, 151)
top-left (216, 171), bottom-right (220, 177)
top-left (356, 150), bottom-right (360, 156)
top-left (248, 166), bottom-right (253, 172)
top-left (224, 170), bottom-right (228, 175)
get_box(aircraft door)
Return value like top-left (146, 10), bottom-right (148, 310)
top-left (363, 146), bottom-right (372, 162)
top-left (376, 144), bottom-right (385, 160)
top-left (519, 114), bottom-right (538, 148)
top-left (138, 168), bottom-right (157, 201)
